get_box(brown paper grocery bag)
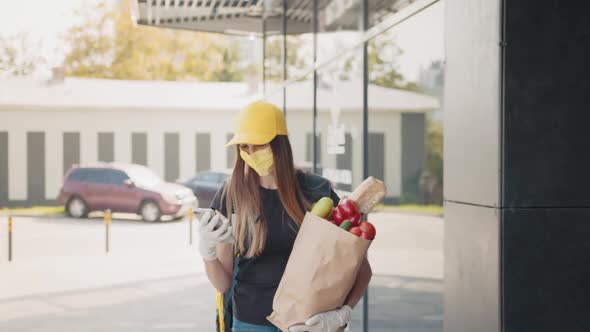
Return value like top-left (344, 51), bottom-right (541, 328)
top-left (267, 212), bottom-right (371, 331)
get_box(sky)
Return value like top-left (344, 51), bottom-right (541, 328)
top-left (0, 0), bottom-right (86, 37)
top-left (392, 1), bottom-right (444, 81)
top-left (0, 0), bottom-right (444, 81)
top-left (0, 0), bottom-right (101, 75)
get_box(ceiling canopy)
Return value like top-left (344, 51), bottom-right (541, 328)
top-left (133, 0), bottom-right (409, 36)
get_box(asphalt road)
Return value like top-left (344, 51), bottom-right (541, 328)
top-left (0, 212), bottom-right (443, 332)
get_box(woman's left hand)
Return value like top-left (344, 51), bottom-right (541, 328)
top-left (288, 305), bottom-right (352, 332)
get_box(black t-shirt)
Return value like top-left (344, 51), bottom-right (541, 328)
top-left (210, 171), bottom-right (340, 326)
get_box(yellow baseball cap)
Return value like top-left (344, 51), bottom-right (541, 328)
top-left (225, 100), bottom-right (288, 147)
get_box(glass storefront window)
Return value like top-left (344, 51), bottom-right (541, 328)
top-left (281, 1), bottom-right (315, 171)
top-left (315, 46), bottom-right (366, 328)
top-left (367, 2), bottom-right (444, 331)
top-left (316, 48), bottom-right (363, 194)
top-left (264, 33), bottom-right (284, 84)
top-left (367, 0), bottom-right (418, 30)
top-left (263, 0), bottom-right (285, 85)
top-left (285, 33), bottom-right (313, 80)
top-left (262, 2), bottom-right (445, 331)
top-left (285, 0), bottom-right (314, 80)
top-left (367, 3), bottom-right (444, 204)
top-left (317, 0), bottom-right (362, 64)
top-left (281, 74), bottom-right (314, 172)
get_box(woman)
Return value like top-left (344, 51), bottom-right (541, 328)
top-left (197, 101), bottom-right (372, 332)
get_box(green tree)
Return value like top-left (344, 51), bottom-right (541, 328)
top-left (366, 32), bottom-right (444, 204)
top-left (63, 0), bottom-right (247, 81)
top-left (210, 43), bottom-right (246, 82)
top-left (0, 33), bottom-right (45, 76)
top-left (426, 118), bottom-right (443, 186)
top-left (367, 33), bottom-right (426, 93)
top-left (368, 36), bottom-right (404, 88)
top-left (264, 35), bottom-right (307, 81)
top-left (331, 32), bottom-right (420, 93)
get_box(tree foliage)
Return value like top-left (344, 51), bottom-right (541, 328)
top-left (263, 35), bottom-right (308, 81)
top-left (426, 118), bottom-right (443, 186)
top-left (367, 31), bottom-right (444, 203)
top-left (367, 33), bottom-right (426, 93)
top-left (63, 0), bottom-right (249, 81)
top-left (0, 33), bottom-right (45, 76)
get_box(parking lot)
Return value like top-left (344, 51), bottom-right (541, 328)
top-left (0, 212), bottom-right (443, 332)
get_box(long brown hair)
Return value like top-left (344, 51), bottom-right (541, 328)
top-left (224, 135), bottom-right (311, 258)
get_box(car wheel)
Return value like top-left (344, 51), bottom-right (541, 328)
top-left (140, 200), bottom-right (161, 222)
top-left (67, 197), bottom-right (88, 218)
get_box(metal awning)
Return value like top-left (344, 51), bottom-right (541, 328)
top-left (133, 0), bottom-right (412, 36)
top-left (133, 0), bottom-right (309, 36)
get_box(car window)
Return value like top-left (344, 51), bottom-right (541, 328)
top-left (104, 170), bottom-right (129, 185)
top-left (125, 166), bottom-right (162, 188)
top-left (195, 172), bottom-right (218, 183)
top-left (68, 169), bottom-right (88, 181)
top-left (217, 173), bottom-right (229, 183)
top-left (84, 169), bottom-right (107, 184)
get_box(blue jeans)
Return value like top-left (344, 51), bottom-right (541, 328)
top-left (233, 317), bottom-right (282, 332)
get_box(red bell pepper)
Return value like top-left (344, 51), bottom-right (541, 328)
top-left (332, 199), bottom-right (361, 226)
top-left (331, 207), bottom-right (347, 226)
top-left (338, 199), bottom-right (357, 216)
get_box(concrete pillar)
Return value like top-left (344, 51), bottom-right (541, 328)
top-left (444, 1), bottom-right (590, 332)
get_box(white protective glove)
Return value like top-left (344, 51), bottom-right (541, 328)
top-left (289, 306), bottom-right (352, 332)
top-left (197, 211), bottom-right (234, 261)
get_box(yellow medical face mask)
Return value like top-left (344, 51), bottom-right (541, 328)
top-left (240, 146), bottom-right (274, 177)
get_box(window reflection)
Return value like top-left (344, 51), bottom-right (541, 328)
top-left (316, 48), bottom-right (363, 194)
top-left (366, 3), bottom-right (444, 331)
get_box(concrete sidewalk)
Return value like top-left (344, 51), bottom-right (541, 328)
top-left (0, 274), bottom-right (217, 331)
top-left (0, 273), bottom-right (441, 332)
top-left (0, 212), bottom-right (443, 331)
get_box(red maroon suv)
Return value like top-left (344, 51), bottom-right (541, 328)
top-left (58, 163), bottom-right (196, 222)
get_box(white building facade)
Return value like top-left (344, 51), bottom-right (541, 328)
top-left (0, 77), bottom-right (437, 207)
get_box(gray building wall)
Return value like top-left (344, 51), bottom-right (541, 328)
top-left (27, 132), bottom-right (45, 202)
top-left (401, 113), bottom-right (425, 197)
top-left (445, 1), bottom-right (590, 332)
top-left (0, 105), bottom-right (427, 206)
top-left (305, 133), bottom-right (322, 165)
top-left (444, 0), bottom-right (502, 329)
top-left (98, 132), bottom-right (114, 163)
top-left (499, 1), bottom-right (590, 331)
top-left (164, 133), bottom-right (180, 182)
top-left (131, 133), bottom-right (148, 166)
top-left (226, 133), bottom-right (236, 169)
top-left (336, 133), bottom-right (353, 191)
top-left (368, 132), bottom-right (385, 185)
top-left (63, 132), bottom-right (80, 175)
top-left (0, 129), bottom-right (217, 207)
top-left (196, 133), bottom-right (211, 172)
top-left (0, 132), bottom-right (8, 205)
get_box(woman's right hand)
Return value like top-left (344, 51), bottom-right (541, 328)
top-left (197, 211), bottom-right (234, 261)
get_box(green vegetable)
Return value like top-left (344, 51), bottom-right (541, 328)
top-left (339, 220), bottom-right (352, 231)
top-left (311, 197), bottom-right (334, 218)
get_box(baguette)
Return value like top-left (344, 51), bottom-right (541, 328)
top-left (349, 176), bottom-right (387, 214)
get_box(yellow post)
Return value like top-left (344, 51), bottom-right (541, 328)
top-left (8, 215), bottom-right (13, 262)
top-left (104, 209), bottom-right (111, 253)
top-left (188, 207), bottom-right (194, 245)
